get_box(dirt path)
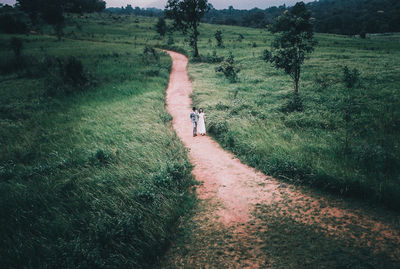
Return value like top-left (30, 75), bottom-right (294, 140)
top-left (161, 51), bottom-right (400, 268)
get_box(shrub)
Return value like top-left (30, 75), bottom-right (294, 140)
top-left (10, 37), bottom-right (23, 58)
top-left (155, 17), bottom-right (167, 36)
top-left (91, 149), bottom-right (117, 166)
top-left (62, 57), bottom-right (88, 87)
top-left (215, 52), bottom-right (240, 82)
top-left (142, 46), bottom-right (160, 62)
top-left (167, 35), bottom-right (174, 45)
top-left (45, 56), bottom-right (93, 96)
top-left (281, 93), bottom-right (303, 113)
top-left (191, 50), bottom-right (224, 63)
top-left (215, 30), bottom-right (223, 47)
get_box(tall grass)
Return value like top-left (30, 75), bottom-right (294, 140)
top-left (185, 24), bottom-right (400, 210)
top-left (0, 15), bottom-right (195, 268)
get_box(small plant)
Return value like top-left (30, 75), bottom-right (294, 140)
top-left (281, 93), bottom-right (303, 113)
top-left (61, 57), bottom-right (88, 87)
top-left (237, 34), bottom-right (244, 42)
top-left (143, 46), bottom-right (159, 62)
top-left (10, 37), bottom-right (23, 58)
top-left (92, 149), bottom-right (117, 166)
top-left (155, 17), bottom-right (167, 36)
top-left (340, 66), bottom-right (361, 153)
top-left (215, 52), bottom-right (240, 83)
top-left (343, 66), bottom-right (360, 89)
top-left (262, 49), bottom-right (271, 61)
top-left (314, 73), bottom-right (332, 90)
top-left (215, 30), bottom-right (223, 47)
top-left (167, 35), bottom-right (174, 45)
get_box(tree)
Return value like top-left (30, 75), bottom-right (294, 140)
top-left (264, 2), bottom-right (316, 94)
top-left (17, 0), bottom-right (105, 24)
top-left (156, 17), bottom-right (167, 36)
top-left (165, 0), bottom-right (210, 57)
top-left (17, 0), bottom-right (105, 40)
top-left (214, 30), bottom-right (223, 47)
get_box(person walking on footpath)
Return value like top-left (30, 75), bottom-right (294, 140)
top-left (190, 107), bottom-right (199, 137)
top-left (198, 108), bottom-right (206, 136)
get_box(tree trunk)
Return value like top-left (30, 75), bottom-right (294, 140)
top-left (193, 39), bottom-right (199, 58)
top-left (192, 25), bottom-right (199, 58)
top-left (294, 66), bottom-right (300, 94)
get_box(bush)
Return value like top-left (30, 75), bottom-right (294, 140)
top-left (281, 93), bottom-right (303, 113)
top-left (215, 52), bottom-right (240, 82)
top-left (215, 30), bottom-right (223, 47)
top-left (142, 46), bottom-right (160, 63)
top-left (46, 56), bottom-right (93, 96)
top-left (10, 37), bottom-right (23, 58)
top-left (191, 50), bottom-right (224, 63)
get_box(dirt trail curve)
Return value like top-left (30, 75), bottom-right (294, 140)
top-left (162, 50), bottom-right (400, 268)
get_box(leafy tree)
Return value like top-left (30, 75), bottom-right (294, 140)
top-left (17, 0), bottom-right (105, 25)
top-left (156, 17), bottom-right (167, 36)
top-left (214, 30), bottom-right (223, 47)
top-left (264, 2), bottom-right (316, 94)
top-left (165, 0), bottom-right (210, 57)
top-left (17, 0), bottom-right (105, 40)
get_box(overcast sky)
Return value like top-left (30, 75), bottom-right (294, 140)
top-left (1, 0), bottom-right (313, 9)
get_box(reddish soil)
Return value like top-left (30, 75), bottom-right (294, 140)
top-left (162, 50), bottom-right (400, 268)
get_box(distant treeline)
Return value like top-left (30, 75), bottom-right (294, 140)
top-left (204, 0), bottom-right (400, 35)
top-left (105, 5), bottom-right (163, 17)
top-left (106, 0), bottom-right (400, 35)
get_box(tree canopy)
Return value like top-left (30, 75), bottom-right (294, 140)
top-left (17, 0), bottom-right (105, 24)
top-left (265, 2), bottom-right (316, 94)
top-left (165, 0), bottom-right (210, 57)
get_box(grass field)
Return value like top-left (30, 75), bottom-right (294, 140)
top-left (184, 24), bottom-right (400, 211)
top-left (0, 14), bottom-right (195, 268)
top-left (1, 11), bottom-right (399, 267)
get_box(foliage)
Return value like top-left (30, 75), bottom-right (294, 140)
top-left (214, 30), bottom-right (223, 47)
top-left (340, 66), bottom-right (361, 153)
top-left (188, 20), bottom-right (400, 210)
top-left (16, 0), bottom-right (105, 39)
top-left (265, 2), bottom-right (317, 94)
top-left (0, 17), bottom-right (195, 267)
top-left (142, 46), bottom-right (160, 62)
top-left (10, 37), bottom-right (23, 58)
top-left (215, 52), bottom-right (240, 82)
top-left (156, 17), bottom-right (167, 36)
top-left (0, 13), bottom-right (27, 34)
top-left (165, 0), bottom-right (210, 57)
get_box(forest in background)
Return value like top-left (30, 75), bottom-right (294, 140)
top-left (103, 0), bottom-right (400, 36)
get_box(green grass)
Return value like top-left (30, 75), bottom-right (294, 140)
top-left (183, 23), bottom-right (400, 211)
top-left (0, 14), bottom-right (195, 268)
top-left (2, 11), bottom-right (400, 267)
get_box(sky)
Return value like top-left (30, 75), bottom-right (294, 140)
top-left (1, 0), bottom-right (313, 10)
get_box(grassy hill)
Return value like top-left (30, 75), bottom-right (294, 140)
top-left (1, 11), bottom-right (399, 267)
top-left (185, 24), bottom-right (400, 211)
top-left (0, 14), bottom-right (195, 268)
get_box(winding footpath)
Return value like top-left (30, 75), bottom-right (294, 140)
top-left (162, 51), bottom-right (400, 268)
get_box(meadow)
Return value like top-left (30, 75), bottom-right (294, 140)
top-left (0, 14), bottom-right (195, 268)
top-left (1, 11), bottom-right (399, 267)
top-left (184, 24), bottom-right (400, 211)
